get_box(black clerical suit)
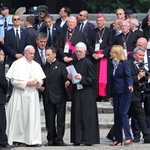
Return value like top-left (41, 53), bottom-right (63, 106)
top-left (43, 60), bottom-right (68, 144)
top-left (0, 63), bottom-right (8, 147)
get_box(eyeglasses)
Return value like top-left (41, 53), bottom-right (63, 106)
top-left (79, 14), bottom-right (84, 17)
top-left (116, 13), bottom-right (122, 16)
top-left (13, 18), bottom-right (20, 21)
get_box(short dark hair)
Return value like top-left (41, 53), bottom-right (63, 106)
top-left (46, 46), bottom-right (57, 54)
top-left (63, 6), bottom-right (71, 16)
top-left (26, 16), bottom-right (35, 25)
top-left (44, 14), bottom-right (53, 20)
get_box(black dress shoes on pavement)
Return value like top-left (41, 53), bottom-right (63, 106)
top-left (45, 140), bottom-right (56, 146)
top-left (73, 142), bottom-right (80, 146)
top-left (133, 138), bottom-right (140, 143)
top-left (0, 144), bottom-right (15, 148)
top-left (55, 140), bottom-right (67, 146)
top-left (27, 144), bottom-right (41, 147)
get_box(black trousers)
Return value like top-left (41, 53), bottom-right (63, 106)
top-left (0, 105), bottom-right (8, 147)
top-left (43, 100), bottom-right (66, 142)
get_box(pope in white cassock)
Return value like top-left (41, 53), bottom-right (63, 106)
top-left (6, 45), bottom-right (46, 146)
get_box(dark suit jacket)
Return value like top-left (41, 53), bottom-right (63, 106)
top-left (143, 26), bottom-right (150, 41)
top-left (40, 24), bottom-right (61, 47)
top-left (26, 26), bottom-right (39, 48)
top-left (115, 31), bottom-right (138, 51)
top-left (76, 21), bottom-right (95, 43)
top-left (43, 60), bottom-right (68, 104)
top-left (129, 59), bottom-right (143, 101)
top-left (0, 63), bottom-right (8, 105)
top-left (55, 18), bottom-right (68, 31)
top-left (33, 48), bottom-right (45, 68)
top-left (110, 60), bottom-right (133, 95)
top-left (4, 28), bottom-right (31, 65)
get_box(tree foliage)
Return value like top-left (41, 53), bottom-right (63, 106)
top-left (1, 0), bottom-right (150, 13)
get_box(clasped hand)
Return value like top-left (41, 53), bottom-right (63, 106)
top-left (27, 80), bottom-right (39, 87)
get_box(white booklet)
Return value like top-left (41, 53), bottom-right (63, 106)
top-left (66, 65), bottom-right (80, 84)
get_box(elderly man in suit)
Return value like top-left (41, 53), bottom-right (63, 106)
top-left (42, 46), bottom-right (70, 146)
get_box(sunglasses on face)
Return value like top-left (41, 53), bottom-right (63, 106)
top-left (13, 18), bottom-right (20, 21)
top-left (116, 13), bottom-right (122, 16)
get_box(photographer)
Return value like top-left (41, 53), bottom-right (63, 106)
top-left (29, 5), bottom-right (49, 30)
top-left (129, 46), bottom-right (150, 143)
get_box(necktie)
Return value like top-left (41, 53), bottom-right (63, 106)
top-left (41, 51), bottom-right (45, 65)
top-left (47, 28), bottom-right (51, 47)
top-left (4, 18), bottom-right (7, 34)
top-left (80, 22), bottom-right (84, 32)
top-left (16, 29), bottom-right (20, 50)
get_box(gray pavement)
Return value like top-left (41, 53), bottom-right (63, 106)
top-left (4, 129), bottom-right (150, 150)
top-left (4, 102), bottom-right (150, 150)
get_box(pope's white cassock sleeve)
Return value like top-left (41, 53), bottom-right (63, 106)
top-left (6, 57), bottom-right (46, 145)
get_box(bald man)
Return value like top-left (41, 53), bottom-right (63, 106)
top-left (76, 10), bottom-right (95, 43)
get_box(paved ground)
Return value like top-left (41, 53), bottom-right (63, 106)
top-left (2, 128), bottom-right (150, 150)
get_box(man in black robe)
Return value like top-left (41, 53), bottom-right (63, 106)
top-left (67, 42), bottom-right (100, 146)
top-left (88, 13), bottom-right (113, 100)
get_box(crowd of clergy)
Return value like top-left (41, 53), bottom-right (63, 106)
top-left (1, 2), bottom-right (150, 148)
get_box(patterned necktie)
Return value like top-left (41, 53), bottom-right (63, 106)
top-left (16, 29), bottom-right (20, 50)
top-left (41, 51), bottom-right (45, 65)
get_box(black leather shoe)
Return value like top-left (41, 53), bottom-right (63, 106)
top-left (144, 135), bottom-right (150, 143)
top-left (27, 144), bottom-right (41, 147)
top-left (73, 143), bottom-right (80, 146)
top-left (133, 138), bottom-right (140, 143)
top-left (45, 140), bottom-right (55, 146)
top-left (85, 144), bottom-right (92, 146)
top-left (1, 144), bottom-right (16, 148)
top-left (55, 140), bottom-right (67, 146)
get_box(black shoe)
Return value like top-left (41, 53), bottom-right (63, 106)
top-left (73, 143), bottom-right (80, 146)
top-left (144, 135), bottom-right (150, 143)
top-left (13, 142), bottom-right (26, 147)
top-left (133, 138), bottom-right (140, 143)
top-left (0, 144), bottom-right (16, 148)
top-left (55, 140), bottom-right (67, 146)
top-left (106, 135), bottom-right (115, 142)
top-left (27, 144), bottom-right (41, 147)
top-left (85, 144), bottom-right (92, 146)
top-left (45, 140), bottom-right (55, 146)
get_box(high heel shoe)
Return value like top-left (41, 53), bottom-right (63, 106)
top-left (124, 140), bottom-right (132, 145)
top-left (110, 141), bottom-right (122, 146)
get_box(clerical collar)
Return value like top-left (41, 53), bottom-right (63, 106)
top-left (68, 28), bottom-right (74, 33)
top-left (49, 59), bottom-right (56, 64)
top-left (123, 31), bottom-right (130, 35)
top-left (98, 26), bottom-right (105, 30)
top-left (77, 55), bottom-right (85, 60)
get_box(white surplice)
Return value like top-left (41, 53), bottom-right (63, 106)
top-left (6, 57), bottom-right (46, 145)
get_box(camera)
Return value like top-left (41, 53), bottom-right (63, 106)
top-left (137, 62), bottom-right (150, 94)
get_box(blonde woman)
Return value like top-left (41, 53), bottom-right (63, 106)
top-left (109, 45), bottom-right (133, 146)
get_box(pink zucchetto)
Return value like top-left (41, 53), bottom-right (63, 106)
top-left (96, 13), bottom-right (105, 19)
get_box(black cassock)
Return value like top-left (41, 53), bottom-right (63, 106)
top-left (71, 57), bottom-right (100, 144)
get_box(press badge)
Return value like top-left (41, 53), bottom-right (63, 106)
top-left (95, 43), bottom-right (100, 51)
top-left (124, 49), bottom-right (127, 58)
top-left (64, 43), bottom-right (69, 53)
top-left (76, 83), bottom-right (83, 90)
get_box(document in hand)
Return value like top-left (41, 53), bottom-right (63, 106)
top-left (66, 65), bottom-right (81, 84)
